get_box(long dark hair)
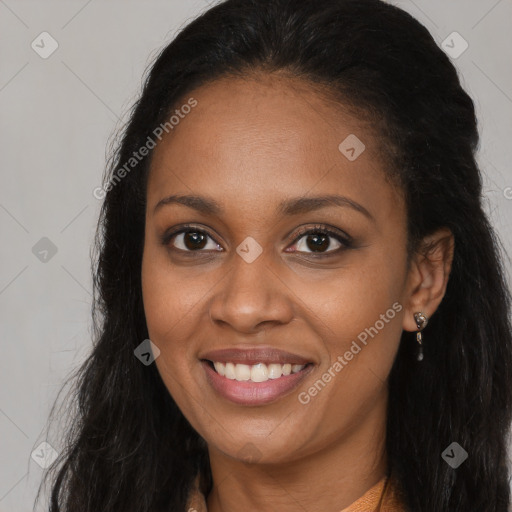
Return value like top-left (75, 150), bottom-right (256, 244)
top-left (40, 0), bottom-right (512, 510)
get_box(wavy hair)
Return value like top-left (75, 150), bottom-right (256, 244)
top-left (40, 0), bottom-right (512, 510)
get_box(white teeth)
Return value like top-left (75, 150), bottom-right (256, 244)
top-left (282, 363), bottom-right (292, 376)
top-left (251, 363), bottom-right (268, 382)
top-left (224, 362), bottom-right (236, 379)
top-left (234, 364), bottom-right (251, 381)
top-left (213, 362), bottom-right (226, 377)
top-left (267, 363), bottom-right (283, 379)
top-left (211, 361), bottom-right (307, 382)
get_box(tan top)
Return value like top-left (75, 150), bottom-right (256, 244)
top-left (186, 473), bottom-right (406, 512)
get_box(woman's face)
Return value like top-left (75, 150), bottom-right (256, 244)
top-left (141, 74), bottom-right (410, 464)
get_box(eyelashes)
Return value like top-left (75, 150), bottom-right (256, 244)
top-left (160, 223), bottom-right (353, 257)
top-left (162, 225), bottom-right (222, 253)
top-left (286, 224), bottom-right (352, 255)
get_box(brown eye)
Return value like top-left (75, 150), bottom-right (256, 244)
top-left (285, 225), bottom-right (352, 256)
top-left (183, 231), bottom-right (207, 250)
top-left (295, 232), bottom-right (343, 253)
top-left (167, 229), bottom-right (222, 252)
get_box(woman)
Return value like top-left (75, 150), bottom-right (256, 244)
top-left (41, 0), bottom-right (512, 511)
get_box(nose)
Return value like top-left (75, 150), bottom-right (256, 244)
top-left (208, 251), bottom-right (295, 334)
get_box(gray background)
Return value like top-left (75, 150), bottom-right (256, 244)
top-left (1, 0), bottom-right (511, 510)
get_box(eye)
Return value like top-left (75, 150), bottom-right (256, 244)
top-left (162, 225), bottom-right (222, 253)
top-left (287, 224), bottom-right (352, 255)
top-left (162, 223), bottom-right (352, 256)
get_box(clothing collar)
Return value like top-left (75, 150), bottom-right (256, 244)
top-left (185, 472), bottom-right (406, 511)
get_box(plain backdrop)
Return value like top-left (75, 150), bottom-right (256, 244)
top-left (0, 1), bottom-right (511, 510)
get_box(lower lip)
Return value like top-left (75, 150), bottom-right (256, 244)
top-left (201, 361), bottom-right (314, 406)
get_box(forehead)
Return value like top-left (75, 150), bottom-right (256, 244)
top-left (146, 74), bottom-right (400, 220)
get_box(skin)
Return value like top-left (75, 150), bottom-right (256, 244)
top-left (141, 73), bottom-right (454, 512)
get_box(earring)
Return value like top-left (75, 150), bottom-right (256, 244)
top-left (413, 312), bottom-right (428, 361)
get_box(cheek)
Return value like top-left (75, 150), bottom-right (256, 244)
top-left (293, 305), bottom-right (402, 450)
top-left (141, 244), bottom-right (219, 408)
top-left (141, 252), bottom-right (200, 420)
top-left (141, 247), bottom-right (197, 392)
top-left (141, 243), bottom-right (209, 344)
top-left (294, 246), bottom-right (406, 417)
top-left (302, 242), bottom-right (406, 348)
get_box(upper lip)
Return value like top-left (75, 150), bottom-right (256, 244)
top-left (200, 346), bottom-right (313, 366)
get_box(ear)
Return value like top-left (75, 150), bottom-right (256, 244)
top-left (402, 227), bottom-right (455, 332)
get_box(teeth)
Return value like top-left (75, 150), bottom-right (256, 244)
top-left (235, 363), bottom-right (251, 381)
top-left (212, 361), bottom-right (306, 382)
top-left (224, 362), bottom-right (236, 380)
top-left (251, 363), bottom-right (268, 382)
top-left (268, 363), bottom-right (283, 379)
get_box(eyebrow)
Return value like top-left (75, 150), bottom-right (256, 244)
top-left (153, 193), bottom-right (374, 221)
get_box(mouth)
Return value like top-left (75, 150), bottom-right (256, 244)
top-left (203, 359), bottom-right (314, 382)
top-left (201, 359), bottom-right (315, 406)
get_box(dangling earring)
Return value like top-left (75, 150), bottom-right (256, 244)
top-left (413, 312), bottom-right (428, 361)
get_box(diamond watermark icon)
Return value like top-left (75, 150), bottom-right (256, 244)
top-left (134, 339), bottom-right (161, 366)
top-left (31, 32), bottom-right (59, 59)
top-left (32, 237), bottom-right (58, 263)
top-left (338, 134), bottom-right (366, 161)
top-left (441, 441), bottom-right (468, 468)
top-left (237, 442), bottom-right (262, 463)
top-left (31, 441), bottom-right (59, 469)
top-left (441, 32), bottom-right (468, 59)
top-left (236, 236), bottom-right (263, 264)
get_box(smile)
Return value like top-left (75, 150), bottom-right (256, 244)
top-left (201, 359), bottom-right (315, 406)
top-left (210, 361), bottom-right (308, 382)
